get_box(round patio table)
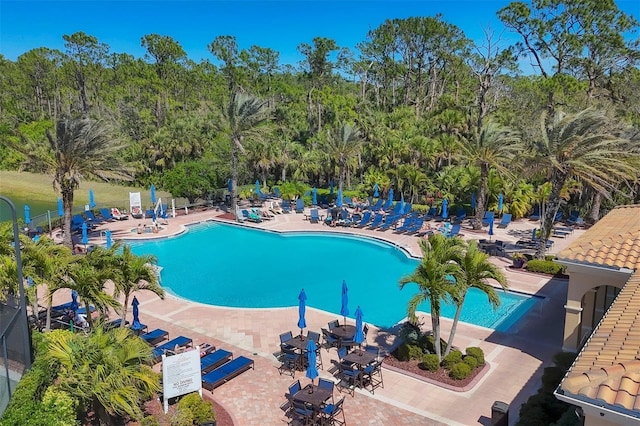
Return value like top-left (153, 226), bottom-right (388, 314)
top-left (330, 325), bottom-right (356, 340)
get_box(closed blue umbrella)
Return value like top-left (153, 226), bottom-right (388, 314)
top-left (89, 189), bottom-right (96, 208)
top-left (336, 189), bottom-right (343, 207)
top-left (400, 194), bottom-right (405, 211)
top-left (498, 193), bottom-right (504, 214)
top-left (329, 180), bottom-right (334, 195)
top-left (305, 339), bottom-right (319, 387)
top-left (24, 204), bottom-right (30, 224)
top-left (297, 289), bottom-right (307, 336)
top-left (227, 178), bottom-right (232, 192)
top-left (58, 198), bottom-right (64, 217)
top-left (488, 219), bottom-right (494, 241)
top-left (81, 222), bottom-right (88, 246)
top-left (132, 296), bottom-right (141, 330)
top-left (150, 184), bottom-right (156, 204)
top-left (312, 188), bottom-right (317, 206)
top-left (70, 290), bottom-right (79, 313)
top-left (532, 227), bottom-right (537, 240)
top-left (471, 193), bottom-right (476, 210)
top-left (255, 179), bottom-right (261, 195)
top-left (373, 183), bottom-right (379, 197)
top-left (441, 198), bottom-right (448, 219)
top-left (388, 188), bottom-right (394, 202)
top-left (105, 229), bottom-right (112, 249)
top-left (340, 280), bottom-right (349, 326)
top-left (354, 306), bottom-right (364, 346)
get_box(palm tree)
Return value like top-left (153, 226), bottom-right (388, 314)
top-left (533, 108), bottom-right (639, 258)
top-left (399, 234), bottom-right (465, 361)
top-left (459, 122), bottom-right (523, 229)
top-left (214, 92), bottom-right (271, 215)
top-left (108, 243), bottom-right (164, 327)
top-left (322, 123), bottom-right (364, 192)
top-left (444, 241), bottom-right (507, 356)
top-left (12, 116), bottom-right (132, 249)
top-left (44, 326), bottom-right (160, 423)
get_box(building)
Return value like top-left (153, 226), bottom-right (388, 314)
top-left (554, 205), bottom-right (640, 425)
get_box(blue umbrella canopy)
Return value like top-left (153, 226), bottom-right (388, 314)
top-left (373, 183), bottom-right (379, 197)
top-left (132, 296), bottom-right (141, 330)
top-left (89, 189), bottom-right (96, 208)
top-left (488, 219), bottom-right (494, 241)
top-left (498, 194), bottom-right (504, 213)
top-left (81, 222), bottom-right (88, 246)
top-left (441, 198), bottom-right (448, 219)
top-left (340, 280), bottom-right (349, 325)
top-left (297, 289), bottom-right (307, 335)
top-left (58, 198), bottom-right (64, 217)
top-left (471, 193), bottom-right (476, 210)
top-left (312, 188), bottom-right (317, 206)
top-left (354, 306), bottom-right (364, 345)
top-left (336, 189), bottom-right (343, 207)
top-left (150, 184), bottom-right (156, 204)
top-left (24, 204), bottom-right (30, 224)
top-left (105, 229), bottom-right (112, 249)
top-left (305, 339), bottom-right (319, 385)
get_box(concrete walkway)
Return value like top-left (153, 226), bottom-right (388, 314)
top-left (53, 203), bottom-right (582, 425)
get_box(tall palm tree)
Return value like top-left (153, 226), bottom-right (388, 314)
top-left (214, 92), bottom-right (271, 215)
top-left (399, 234), bottom-right (465, 361)
top-left (322, 123), bottom-right (364, 191)
top-left (44, 326), bottom-right (160, 423)
top-left (444, 241), bottom-right (507, 356)
top-left (108, 243), bottom-right (164, 327)
top-left (460, 122), bottom-right (523, 229)
top-left (533, 108), bottom-right (639, 258)
top-left (12, 116), bottom-right (132, 248)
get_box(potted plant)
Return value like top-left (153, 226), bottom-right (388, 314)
top-left (512, 253), bottom-right (527, 269)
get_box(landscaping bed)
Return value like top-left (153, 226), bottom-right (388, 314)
top-left (383, 355), bottom-right (484, 389)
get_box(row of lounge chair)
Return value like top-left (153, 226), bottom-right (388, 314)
top-left (140, 328), bottom-right (254, 390)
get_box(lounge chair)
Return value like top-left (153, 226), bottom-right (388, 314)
top-left (366, 213), bottom-right (384, 229)
top-left (201, 349), bottom-right (233, 374)
top-left (423, 207), bottom-right (437, 220)
top-left (382, 198), bottom-right (393, 211)
top-left (353, 211), bottom-right (372, 227)
top-left (235, 209), bottom-right (246, 222)
top-left (295, 198), bottom-right (305, 213)
top-left (281, 200), bottom-right (292, 213)
top-left (529, 205), bottom-right (541, 221)
top-left (482, 211), bottom-right (495, 227)
top-left (446, 224), bottom-right (462, 238)
top-left (84, 210), bottom-right (104, 224)
top-left (497, 213), bottom-right (512, 229)
top-left (270, 202), bottom-right (283, 215)
top-left (242, 209), bottom-right (262, 223)
top-left (99, 208), bottom-right (116, 221)
top-left (201, 356), bottom-right (254, 390)
top-left (377, 215), bottom-right (400, 231)
top-left (368, 199), bottom-right (383, 211)
top-left (152, 336), bottom-right (193, 362)
top-left (110, 207), bottom-right (129, 220)
top-left (141, 328), bottom-right (169, 345)
top-left (336, 209), bottom-right (353, 227)
top-left (309, 208), bottom-right (321, 224)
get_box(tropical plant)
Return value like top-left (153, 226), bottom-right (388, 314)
top-left (9, 116), bottom-right (132, 248)
top-left (44, 326), bottom-right (160, 423)
top-left (532, 108), bottom-right (639, 258)
top-left (321, 122), bottom-right (364, 191)
top-left (399, 234), bottom-right (465, 361)
top-left (444, 241), bottom-right (507, 356)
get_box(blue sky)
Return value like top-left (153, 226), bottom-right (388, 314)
top-left (1, 0), bottom-right (638, 69)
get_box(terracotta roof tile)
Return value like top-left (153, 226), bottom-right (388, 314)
top-left (556, 205), bottom-right (640, 270)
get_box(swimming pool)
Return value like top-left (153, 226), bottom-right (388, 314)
top-left (129, 222), bottom-right (538, 331)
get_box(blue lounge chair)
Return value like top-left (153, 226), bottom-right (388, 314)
top-left (366, 213), bottom-right (384, 229)
top-left (201, 349), bottom-right (233, 374)
top-left (378, 215), bottom-right (401, 231)
top-left (84, 210), bottom-right (104, 224)
top-left (295, 198), bottom-right (305, 213)
top-left (353, 211), bottom-right (372, 227)
top-left (336, 209), bottom-right (353, 227)
top-left (100, 208), bottom-right (116, 221)
top-left (482, 211), bottom-right (495, 227)
top-left (368, 199), bottom-right (383, 211)
top-left (396, 217), bottom-right (422, 234)
top-left (424, 207), bottom-right (437, 220)
top-left (152, 336), bottom-right (193, 361)
top-left (402, 203), bottom-right (413, 215)
top-left (201, 356), bottom-right (254, 390)
top-left (382, 198), bottom-right (393, 210)
top-left (309, 208), bottom-right (321, 224)
top-left (446, 224), bottom-right (462, 238)
top-left (529, 205), bottom-right (540, 221)
top-left (497, 213), bottom-right (512, 229)
top-left (281, 200), bottom-right (292, 213)
top-left (141, 328), bottom-right (169, 345)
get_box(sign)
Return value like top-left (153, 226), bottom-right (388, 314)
top-left (162, 346), bottom-right (202, 413)
top-left (129, 192), bottom-right (142, 218)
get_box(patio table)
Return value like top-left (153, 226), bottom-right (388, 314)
top-left (293, 384), bottom-right (332, 409)
top-left (343, 350), bottom-right (376, 367)
top-left (330, 325), bottom-right (356, 340)
top-left (283, 336), bottom-right (310, 370)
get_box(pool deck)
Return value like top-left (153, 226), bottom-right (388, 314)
top-left (53, 203), bottom-right (584, 425)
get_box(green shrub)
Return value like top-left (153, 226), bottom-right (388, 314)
top-left (422, 334), bottom-right (447, 354)
top-left (526, 259), bottom-right (566, 275)
top-left (408, 344), bottom-right (424, 360)
top-left (449, 362), bottom-right (472, 380)
top-left (399, 322), bottom-right (421, 345)
top-left (395, 343), bottom-right (411, 361)
top-left (177, 392), bottom-right (216, 424)
top-left (463, 356), bottom-right (478, 370)
top-left (140, 416), bottom-right (160, 426)
top-left (442, 350), bottom-right (463, 369)
top-left (419, 354), bottom-right (441, 372)
top-left (169, 407), bottom-right (194, 426)
top-left (465, 347), bottom-right (485, 365)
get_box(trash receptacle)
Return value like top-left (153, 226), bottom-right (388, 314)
top-left (491, 401), bottom-right (509, 426)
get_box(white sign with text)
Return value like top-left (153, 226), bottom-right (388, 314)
top-left (162, 346), bottom-right (202, 413)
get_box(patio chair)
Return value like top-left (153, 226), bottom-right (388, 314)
top-left (446, 224), bottom-right (462, 238)
top-left (327, 320), bottom-right (340, 330)
top-left (321, 328), bottom-right (339, 352)
top-left (281, 200), bottom-right (292, 213)
top-left (235, 209), bottom-right (246, 222)
top-left (84, 210), bottom-right (104, 224)
top-left (99, 208), bottom-right (116, 221)
top-left (140, 328), bottom-right (168, 345)
top-left (377, 215), bottom-right (401, 231)
top-left (497, 213), bottom-right (512, 228)
top-left (152, 336), bottom-right (193, 362)
top-left (278, 347), bottom-right (301, 377)
top-left (291, 399), bottom-right (315, 425)
top-left (482, 211), bottom-right (494, 227)
top-left (362, 359), bottom-right (384, 394)
top-left (309, 209), bottom-right (320, 224)
top-left (201, 356), bottom-right (254, 390)
top-left (368, 198), bottom-right (383, 211)
top-left (529, 205), bottom-right (541, 221)
top-left (286, 379), bottom-right (302, 398)
top-left (423, 206), bottom-right (438, 220)
top-left (336, 362), bottom-right (360, 396)
top-left (110, 207), bottom-right (128, 220)
top-left (366, 213), bottom-right (385, 229)
top-left (320, 397), bottom-right (346, 426)
top-left (200, 349), bottom-right (233, 374)
top-left (295, 198), bottom-right (305, 213)
top-left (307, 330), bottom-right (320, 344)
top-left (318, 378), bottom-right (335, 401)
top-left (353, 210), bottom-right (372, 227)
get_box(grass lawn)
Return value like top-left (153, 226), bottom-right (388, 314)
top-left (0, 170), bottom-right (171, 206)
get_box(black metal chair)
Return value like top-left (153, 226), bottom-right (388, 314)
top-left (362, 359), bottom-right (384, 394)
top-left (320, 397), bottom-right (346, 426)
top-left (321, 328), bottom-right (339, 352)
top-left (278, 348), bottom-right (300, 377)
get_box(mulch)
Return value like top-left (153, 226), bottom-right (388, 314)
top-left (126, 394), bottom-right (234, 425)
top-left (383, 356), bottom-right (481, 388)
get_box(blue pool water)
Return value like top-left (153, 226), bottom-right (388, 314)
top-left (129, 222), bottom-right (538, 330)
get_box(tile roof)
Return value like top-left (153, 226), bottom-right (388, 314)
top-left (560, 271), bottom-right (640, 414)
top-left (556, 205), bottom-right (640, 270)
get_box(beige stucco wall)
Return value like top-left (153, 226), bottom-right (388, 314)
top-left (560, 262), bottom-right (632, 352)
top-left (584, 414), bottom-right (630, 426)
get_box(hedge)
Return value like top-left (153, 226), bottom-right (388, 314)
top-left (526, 259), bottom-right (566, 276)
